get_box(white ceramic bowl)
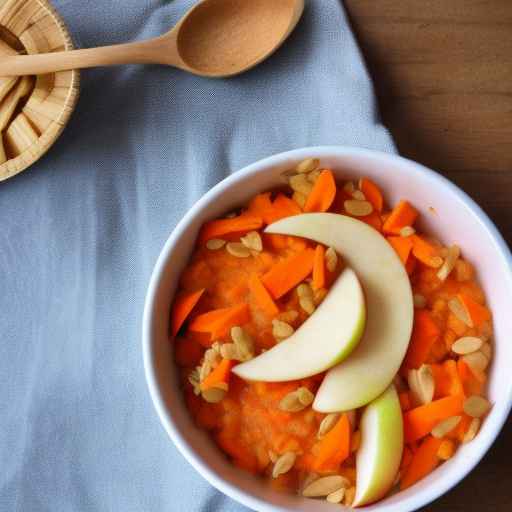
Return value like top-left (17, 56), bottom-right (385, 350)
top-left (143, 146), bottom-right (512, 512)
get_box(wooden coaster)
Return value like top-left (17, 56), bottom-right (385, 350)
top-left (0, 0), bottom-right (79, 182)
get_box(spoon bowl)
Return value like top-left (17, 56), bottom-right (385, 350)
top-left (0, 0), bottom-right (304, 78)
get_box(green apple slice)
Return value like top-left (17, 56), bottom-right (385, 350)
top-left (232, 267), bottom-right (365, 381)
top-left (354, 385), bottom-right (403, 507)
top-left (266, 213), bottom-right (413, 411)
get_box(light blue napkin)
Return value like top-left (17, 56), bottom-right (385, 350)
top-left (0, 1), bottom-right (395, 510)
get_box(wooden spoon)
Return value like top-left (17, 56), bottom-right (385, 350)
top-left (0, 0), bottom-right (304, 77)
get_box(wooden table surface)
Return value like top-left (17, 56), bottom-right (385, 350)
top-left (344, 1), bottom-right (511, 509)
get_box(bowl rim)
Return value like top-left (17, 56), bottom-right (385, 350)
top-left (143, 145), bottom-right (512, 512)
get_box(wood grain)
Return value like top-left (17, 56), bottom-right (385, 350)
top-left (345, 1), bottom-right (512, 510)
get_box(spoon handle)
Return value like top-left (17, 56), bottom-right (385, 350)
top-left (0, 38), bottom-right (173, 76)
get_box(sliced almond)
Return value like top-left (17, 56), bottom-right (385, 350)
top-left (297, 282), bottom-right (313, 299)
top-left (325, 247), bottom-right (338, 272)
top-left (452, 336), bottom-right (483, 355)
top-left (462, 351), bottom-right (489, 373)
top-left (437, 244), bottom-right (460, 281)
top-left (344, 486), bottom-right (356, 506)
top-left (462, 417), bottom-right (481, 443)
top-left (352, 190), bottom-right (366, 201)
top-left (296, 157), bottom-right (320, 174)
top-left (201, 386), bottom-right (226, 403)
top-left (480, 342), bottom-right (492, 360)
top-left (268, 450), bottom-right (278, 463)
top-left (297, 387), bottom-right (314, 406)
top-left (463, 395), bottom-right (491, 418)
top-left (206, 238), bottom-right (226, 250)
top-left (326, 487), bottom-right (345, 504)
top-left (431, 416), bottom-right (462, 438)
top-left (408, 365), bottom-right (434, 406)
top-left (299, 297), bottom-right (315, 315)
top-left (302, 475), bottom-right (347, 498)
top-left (241, 231), bottom-right (263, 252)
top-left (307, 168), bottom-right (322, 183)
top-left (292, 191), bottom-right (307, 208)
top-left (220, 342), bottom-right (240, 361)
top-left (188, 368), bottom-right (201, 395)
top-left (448, 297), bottom-right (473, 327)
top-left (231, 326), bottom-right (254, 361)
top-left (272, 318), bottom-right (295, 340)
top-left (272, 451), bottom-right (296, 478)
top-left (226, 242), bottom-right (251, 258)
top-left (400, 226), bottom-right (416, 237)
top-left (313, 287), bottom-right (328, 305)
top-left (344, 199), bottom-right (373, 217)
top-left (199, 360), bottom-right (212, 382)
top-left (204, 343), bottom-right (222, 368)
top-left (276, 310), bottom-right (299, 324)
top-left (317, 413), bottom-right (340, 438)
top-left (343, 181), bottom-right (355, 194)
top-left (289, 174), bottom-right (313, 195)
top-left (279, 390), bottom-right (306, 412)
top-left (413, 294), bottom-right (427, 308)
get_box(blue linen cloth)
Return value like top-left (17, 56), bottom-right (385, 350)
top-left (0, 1), bottom-right (395, 510)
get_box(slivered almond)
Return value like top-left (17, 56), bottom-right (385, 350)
top-left (408, 365), bottom-right (434, 406)
top-left (317, 413), bottom-right (340, 438)
top-left (400, 226), bottom-right (416, 237)
top-left (325, 247), bottom-right (338, 272)
top-left (279, 390), bottom-right (307, 412)
top-left (299, 297), bottom-right (315, 315)
top-left (289, 174), bottom-right (313, 195)
top-left (413, 294), bottom-right (427, 308)
top-left (463, 395), bottom-right (491, 418)
top-left (231, 326), bottom-right (254, 361)
top-left (326, 487), bottom-right (345, 504)
top-left (344, 199), bottom-right (373, 216)
top-left (201, 386), bottom-right (226, 403)
top-left (199, 360), bottom-right (212, 382)
top-left (343, 181), bottom-right (355, 194)
top-left (452, 336), bottom-right (483, 355)
top-left (296, 157), bottom-right (319, 174)
top-left (307, 169), bottom-right (322, 183)
top-left (302, 475), bottom-right (347, 497)
top-left (272, 451), bottom-right (296, 478)
top-left (188, 368), bottom-right (201, 395)
top-left (462, 417), bottom-right (481, 443)
top-left (297, 387), bottom-right (314, 406)
top-left (437, 244), bottom-right (460, 281)
top-left (241, 231), bottom-right (262, 252)
top-left (220, 343), bottom-right (240, 361)
top-left (293, 191), bottom-right (307, 208)
top-left (431, 416), bottom-right (462, 438)
top-left (297, 283), bottom-right (313, 299)
top-left (352, 190), bottom-right (366, 201)
top-left (448, 297), bottom-right (473, 327)
top-left (462, 351), bottom-right (489, 373)
top-left (226, 242), bottom-right (251, 258)
top-left (206, 238), bottom-right (226, 250)
top-left (272, 318), bottom-right (295, 340)
top-left (204, 343), bottom-right (222, 368)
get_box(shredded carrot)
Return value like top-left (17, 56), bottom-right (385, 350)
top-left (249, 274), bottom-right (279, 318)
top-left (304, 169), bottom-right (337, 213)
top-left (171, 288), bottom-right (205, 336)
top-left (266, 193), bottom-right (302, 224)
top-left (400, 436), bottom-right (442, 490)
top-left (200, 359), bottom-right (235, 391)
top-left (399, 392), bottom-right (412, 412)
top-left (312, 413), bottom-right (351, 471)
top-left (360, 177), bottom-right (383, 212)
top-left (312, 245), bottom-right (326, 290)
top-left (387, 236), bottom-right (413, 265)
top-left (403, 395), bottom-right (464, 443)
top-left (403, 310), bottom-right (441, 370)
top-left (261, 248), bottom-right (315, 299)
top-left (383, 200), bottom-right (418, 235)
top-left (199, 215), bottom-right (263, 243)
top-left (457, 293), bottom-right (491, 327)
top-left (411, 235), bottom-right (441, 268)
top-left (188, 304), bottom-right (251, 345)
top-left (359, 210), bottom-right (383, 231)
top-left (431, 360), bottom-right (464, 399)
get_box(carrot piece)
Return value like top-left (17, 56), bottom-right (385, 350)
top-left (200, 359), bottom-right (235, 391)
top-left (383, 200), bottom-right (418, 235)
top-left (430, 360), bottom-right (464, 399)
top-left (403, 310), bottom-right (441, 370)
top-left (188, 304), bottom-right (251, 344)
top-left (403, 395), bottom-right (464, 443)
top-left (266, 193), bottom-right (302, 224)
top-left (313, 413), bottom-right (351, 471)
top-left (457, 359), bottom-right (485, 395)
top-left (452, 414), bottom-right (472, 442)
top-left (249, 273), bottom-right (279, 318)
top-left (360, 177), bottom-right (383, 212)
top-left (171, 288), bottom-right (205, 336)
top-left (399, 392), bottom-right (412, 412)
top-left (175, 338), bottom-right (203, 367)
top-left (400, 436), bottom-right (443, 490)
top-left (410, 235), bottom-right (440, 267)
top-left (400, 446), bottom-right (413, 470)
top-left (261, 248), bottom-right (315, 299)
top-left (247, 192), bottom-right (273, 222)
top-left (304, 169), bottom-right (337, 213)
top-left (199, 215), bottom-right (263, 242)
top-left (264, 233), bottom-right (288, 250)
top-left (312, 245), bottom-right (326, 290)
top-left (359, 210), bottom-right (383, 231)
top-left (457, 293), bottom-right (491, 328)
top-left (387, 236), bottom-right (413, 265)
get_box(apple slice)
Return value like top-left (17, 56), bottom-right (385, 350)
top-left (266, 213), bottom-right (413, 411)
top-left (354, 385), bottom-right (403, 507)
top-left (232, 267), bottom-right (365, 381)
